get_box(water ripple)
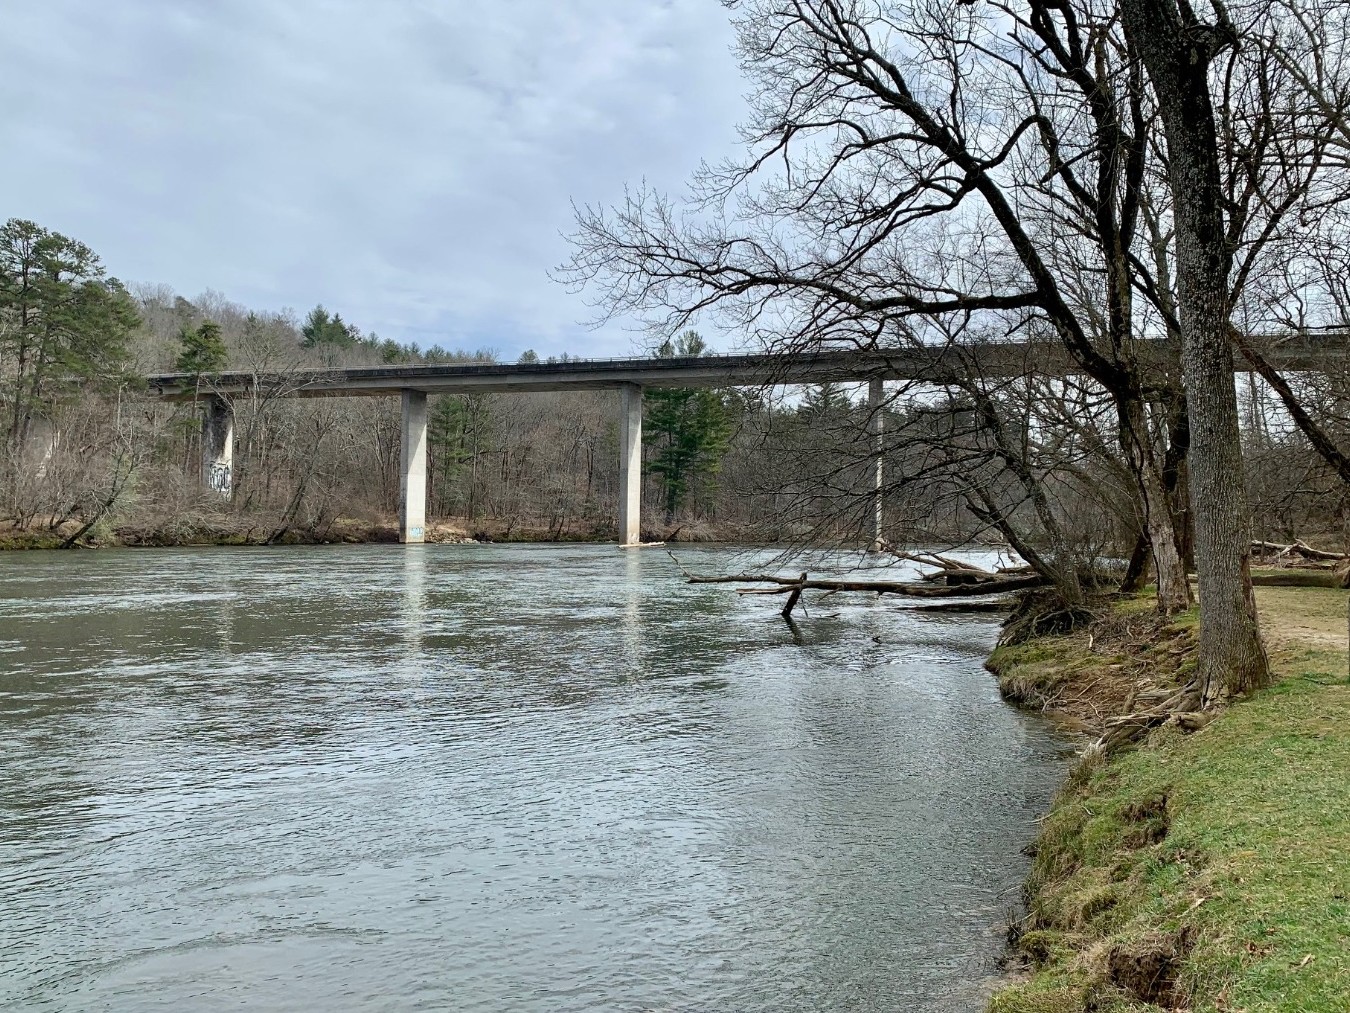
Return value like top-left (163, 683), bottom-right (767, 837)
top-left (0, 544), bottom-right (1066, 1011)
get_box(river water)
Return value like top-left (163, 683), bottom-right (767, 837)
top-left (0, 544), bottom-right (1066, 1012)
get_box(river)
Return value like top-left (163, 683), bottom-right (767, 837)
top-left (0, 543), bottom-right (1066, 1012)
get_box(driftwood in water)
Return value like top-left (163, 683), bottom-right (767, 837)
top-left (892, 550), bottom-right (1035, 585)
top-left (891, 550), bottom-right (988, 572)
top-left (667, 552), bottom-right (1047, 611)
top-left (910, 600), bottom-right (1013, 613)
top-left (725, 574), bottom-right (1047, 596)
top-left (780, 573), bottom-right (807, 618)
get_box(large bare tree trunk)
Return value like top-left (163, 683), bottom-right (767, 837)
top-left (1141, 459), bottom-right (1191, 613)
top-left (1121, 0), bottom-right (1270, 700)
top-left (1119, 398), bottom-right (1191, 612)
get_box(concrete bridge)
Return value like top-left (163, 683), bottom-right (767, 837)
top-left (147, 334), bottom-right (1349, 547)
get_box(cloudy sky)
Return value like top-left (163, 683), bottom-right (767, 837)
top-left (0, 2), bottom-right (745, 358)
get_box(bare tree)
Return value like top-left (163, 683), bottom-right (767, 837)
top-left (1118, 0), bottom-right (1276, 698)
top-left (559, 1), bottom-right (1199, 605)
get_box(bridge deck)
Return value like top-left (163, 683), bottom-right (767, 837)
top-left (147, 335), bottom-right (1347, 401)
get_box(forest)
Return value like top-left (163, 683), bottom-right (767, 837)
top-left (0, 223), bottom-right (922, 549)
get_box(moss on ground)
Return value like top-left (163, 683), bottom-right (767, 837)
top-left (0, 531), bottom-right (65, 550)
top-left (990, 587), bottom-right (1350, 1012)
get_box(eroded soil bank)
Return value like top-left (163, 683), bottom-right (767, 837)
top-left (986, 586), bottom-right (1350, 1012)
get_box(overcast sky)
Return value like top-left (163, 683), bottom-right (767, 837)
top-left (0, 1), bottom-right (744, 358)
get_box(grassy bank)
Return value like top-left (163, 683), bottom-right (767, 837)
top-left (988, 587), bottom-right (1350, 1012)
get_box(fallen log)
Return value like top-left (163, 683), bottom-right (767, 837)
top-left (1251, 539), bottom-right (1348, 562)
top-left (727, 574), bottom-right (1047, 597)
top-left (780, 572), bottom-right (807, 618)
top-left (666, 550), bottom-right (1049, 602)
top-left (903, 600), bottom-right (1013, 613)
top-left (892, 550), bottom-right (992, 573)
top-left (892, 550), bottom-right (1015, 585)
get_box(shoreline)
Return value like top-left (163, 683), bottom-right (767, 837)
top-left (985, 588), bottom-right (1350, 1012)
top-left (0, 519), bottom-right (752, 552)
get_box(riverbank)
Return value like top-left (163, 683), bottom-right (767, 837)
top-left (0, 517), bottom-right (479, 550)
top-left (987, 586), bottom-right (1350, 1012)
top-left (0, 515), bottom-right (750, 550)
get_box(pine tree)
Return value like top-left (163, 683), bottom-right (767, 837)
top-left (175, 321), bottom-right (228, 375)
top-left (0, 218), bottom-right (138, 447)
top-left (798, 382), bottom-right (854, 421)
top-left (300, 305), bottom-right (359, 348)
top-left (643, 331), bottom-right (735, 522)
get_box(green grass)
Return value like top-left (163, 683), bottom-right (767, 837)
top-left (991, 588), bottom-right (1350, 1012)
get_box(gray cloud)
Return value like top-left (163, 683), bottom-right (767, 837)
top-left (0, 1), bottom-right (744, 357)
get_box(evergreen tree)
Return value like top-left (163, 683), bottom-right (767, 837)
top-left (175, 321), bottom-right (228, 375)
top-left (300, 305), bottom-right (359, 348)
top-left (428, 394), bottom-right (491, 519)
top-left (644, 331), bottom-right (734, 522)
top-left (798, 382), bottom-right (854, 421)
top-left (0, 218), bottom-right (139, 446)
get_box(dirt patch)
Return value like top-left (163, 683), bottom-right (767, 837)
top-left (1254, 586), bottom-right (1350, 655)
top-left (1120, 793), bottom-right (1171, 848)
top-left (1105, 929), bottom-right (1194, 1008)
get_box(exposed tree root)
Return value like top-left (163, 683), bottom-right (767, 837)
top-left (998, 588), bottom-right (1099, 647)
top-left (990, 596), bottom-right (1224, 749)
top-left (1097, 684), bottom-right (1214, 753)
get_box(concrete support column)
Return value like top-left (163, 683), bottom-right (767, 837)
top-left (618, 383), bottom-right (643, 547)
top-left (400, 390), bottom-right (428, 544)
top-left (28, 418), bottom-right (58, 482)
top-left (868, 376), bottom-right (884, 553)
top-left (201, 395), bottom-right (234, 499)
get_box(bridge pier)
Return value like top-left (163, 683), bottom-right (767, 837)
top-left (868, 377), bottom-right (884, 552)
top-left (27, 418), bottom-right (58, 482)
top-left (400, 390), bottom-right (428, 544)
top-left (201, 395), bottom-right (234, 499)
top-left (619, 383), bottom-right (643, 546)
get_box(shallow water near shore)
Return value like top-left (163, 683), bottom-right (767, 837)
top-left (0, 543), bottom-right (1066, 1011)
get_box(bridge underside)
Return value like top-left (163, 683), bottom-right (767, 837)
top-left (149, 336), bottom-right (1348, 548)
